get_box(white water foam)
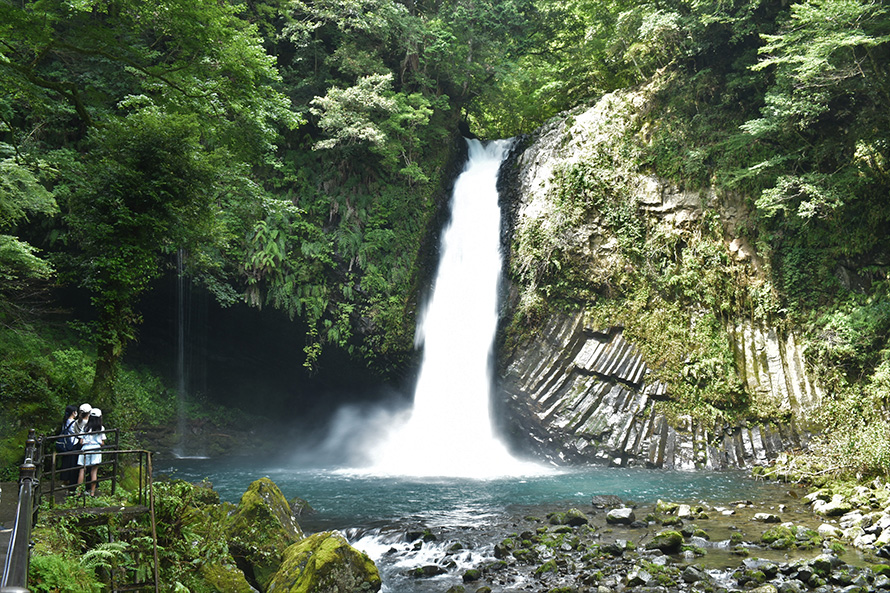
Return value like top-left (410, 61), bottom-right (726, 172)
top-left (364, 139), bottom-right (545, 478)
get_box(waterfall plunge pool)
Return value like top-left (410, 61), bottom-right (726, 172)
top-left (160, 459), bottom-right (803, 592)
top-left (160, 459), bottom-right (787, 528)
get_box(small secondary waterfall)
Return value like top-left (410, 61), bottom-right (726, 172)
top-left (368, 138), bottom-right (535, 477)
top-left (174, 249), bottom-right (207, 459)
top-left (174, 249), bottom-right (191, 457)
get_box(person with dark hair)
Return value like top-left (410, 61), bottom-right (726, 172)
top-left (77, 408), bottom-right (106, 497)
top-left (58, 405), bottom-right (79, 487)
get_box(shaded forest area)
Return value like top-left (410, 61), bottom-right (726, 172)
top-left (1, 0), bottom-right (888, 475)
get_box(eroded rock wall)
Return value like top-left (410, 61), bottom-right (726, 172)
top-left (497, 85), bottom-right (822, 469)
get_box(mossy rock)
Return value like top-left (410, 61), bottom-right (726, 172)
top-left (199, 563), bottom-right (255, 593)
top-left (266, 531), bottom-right (381, 593)
top-left (565, 508), bottom-right (590, 526)
top-left (761, 526), bottom-right (795, 550)
top-left (494, 538), bottom-right (515, 558)
top-left (548, 508), bottom-right (589, 527)
top-left (873, 564), bottom-right (890, 577)
top-left (512, 548), bottom-right (537, 563)
top-left (645, 530), bottom-right (684, 553)
top-left (289, 496), bottom-right (315, 517)
top-left (228, 478), bottom-right (304, 590)
top-left (191, 480), bottom-right (222, 506)
top-left (231, 477), bottom-right (303, 541)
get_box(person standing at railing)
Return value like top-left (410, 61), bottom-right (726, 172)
top-left (77, 408), bottom-right (106, 497)
top-left (57, 405), bottom-right (80, 488)
top-left (75, 402), bottom-right (92, 433)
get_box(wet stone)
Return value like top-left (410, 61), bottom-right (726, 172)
top-left (778, 580), bottom-right (805, 593)
top-left (606, 508), bottom-right (636, 525)
top-left (592, 494), bottom-right (624, 509)
top-left (681, 565), bottom-right (706, 583)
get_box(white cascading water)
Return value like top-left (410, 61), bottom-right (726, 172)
top-left (368, 138), bottom-right (538, 478)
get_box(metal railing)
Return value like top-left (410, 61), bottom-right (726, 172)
top-left (41, 429), bottom-right (121, 504)
top-left (1, 429), bottom-right (160, 592)
top-left (1, 430), bottom-right (40, 593)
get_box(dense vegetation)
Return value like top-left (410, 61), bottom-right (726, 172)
top-left (1, 0), bottom-right (889, 480)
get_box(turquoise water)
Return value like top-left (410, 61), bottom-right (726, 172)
top-left (161, 458), bottom-right (784, 531)
top-left (161, 459), bottom-right (792, 592)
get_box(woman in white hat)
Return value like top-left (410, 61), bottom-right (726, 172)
top-left (77, 408), bottom-right (106, 496)
top-left (75, 403), bottom-right (92, 433)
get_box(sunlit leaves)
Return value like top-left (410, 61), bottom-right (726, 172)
top-left (311, 73), bottom-right (398, 150)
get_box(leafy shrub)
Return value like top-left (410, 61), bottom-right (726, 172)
top-left (29, 553), bottom-right (100, 593)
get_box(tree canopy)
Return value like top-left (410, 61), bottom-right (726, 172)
top-left (1, 0), bottom-right (888, 408)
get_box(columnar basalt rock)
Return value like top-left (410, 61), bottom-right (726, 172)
top-left (498, 311), bottom-right (814, 469)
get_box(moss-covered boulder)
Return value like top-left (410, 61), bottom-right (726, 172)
top-left (228, 478), bottom-right (304, 590)
top-left (547, 508), bottom-right (590, 526)
top-left (645, 530), bottom-right (684, 553)
top-left (761, 526), bottom-right (795, 550)
top-left (199, 563), bottom-right (258, 593)
top-left (266, 531), bottom-right (381, 593)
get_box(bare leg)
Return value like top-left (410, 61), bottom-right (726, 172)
top-left (89, 466), bottom-right (99, 496)
top-left (77, 466), bottom-right (85, 487)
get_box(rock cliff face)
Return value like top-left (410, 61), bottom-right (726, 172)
top-left (496, 86), bottom-right (823, 469)
top-left (498, 310), bottom-right (817, 469)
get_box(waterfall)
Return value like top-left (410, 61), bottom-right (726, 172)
top-left (175, 248), bottom-right (190, 457)
top-left (367, 138), bottom-right (537, 478)
top-left (174, 249), bottom-right (207, 459)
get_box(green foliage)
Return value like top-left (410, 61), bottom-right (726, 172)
top-left (811, 290), bottom-right (890, 381)
top-left (29, 553), bottom-right (100, 593)
top-left (0, 156), bottom-right (58, 313)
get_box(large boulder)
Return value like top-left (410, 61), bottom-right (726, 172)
top-left (266, 531), bottom-right (381, 593)
top-left (645, 530), bottom-right (684, 553)
top-left (199, 563), bottom-right (258, 593)
top-left (228, 478), bottom-right (304, 590)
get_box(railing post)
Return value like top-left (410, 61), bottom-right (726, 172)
top-left (1, 457), bottom-right (37, 592)
top-left (111, 430), bottom-right (119, 496)
top-left (23, 430), bottom-right (36, 468)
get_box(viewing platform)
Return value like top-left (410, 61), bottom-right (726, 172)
top-left (1, 430), bottom-right (159, 592)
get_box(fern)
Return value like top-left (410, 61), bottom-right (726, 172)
top-left (79, 541), bottom-right (130, 573)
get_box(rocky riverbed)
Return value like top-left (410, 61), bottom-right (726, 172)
top-left (341, 480), bottom-right (890, 593)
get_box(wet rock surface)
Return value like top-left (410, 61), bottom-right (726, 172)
top-left (351, 481), bottom-right (890, 593)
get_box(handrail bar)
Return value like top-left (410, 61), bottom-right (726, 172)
top-left (44, 449), bottom-right (152, 508)
top-left (2, 428), bottom-right (159, 592)
top-left (41, 429), bottom-right (120, 503)
top-left (1, 431), bottom-right (39, 593)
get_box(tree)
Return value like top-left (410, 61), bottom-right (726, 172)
top-left (0, 154), bottom-right (58, 319)
top-left (64, 111), bottom-right (220, 399)
top-left (1, 0), bottom-right (299, 399)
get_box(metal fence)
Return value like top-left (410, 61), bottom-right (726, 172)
top-left (1, 429), bottom-right (159, 592)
